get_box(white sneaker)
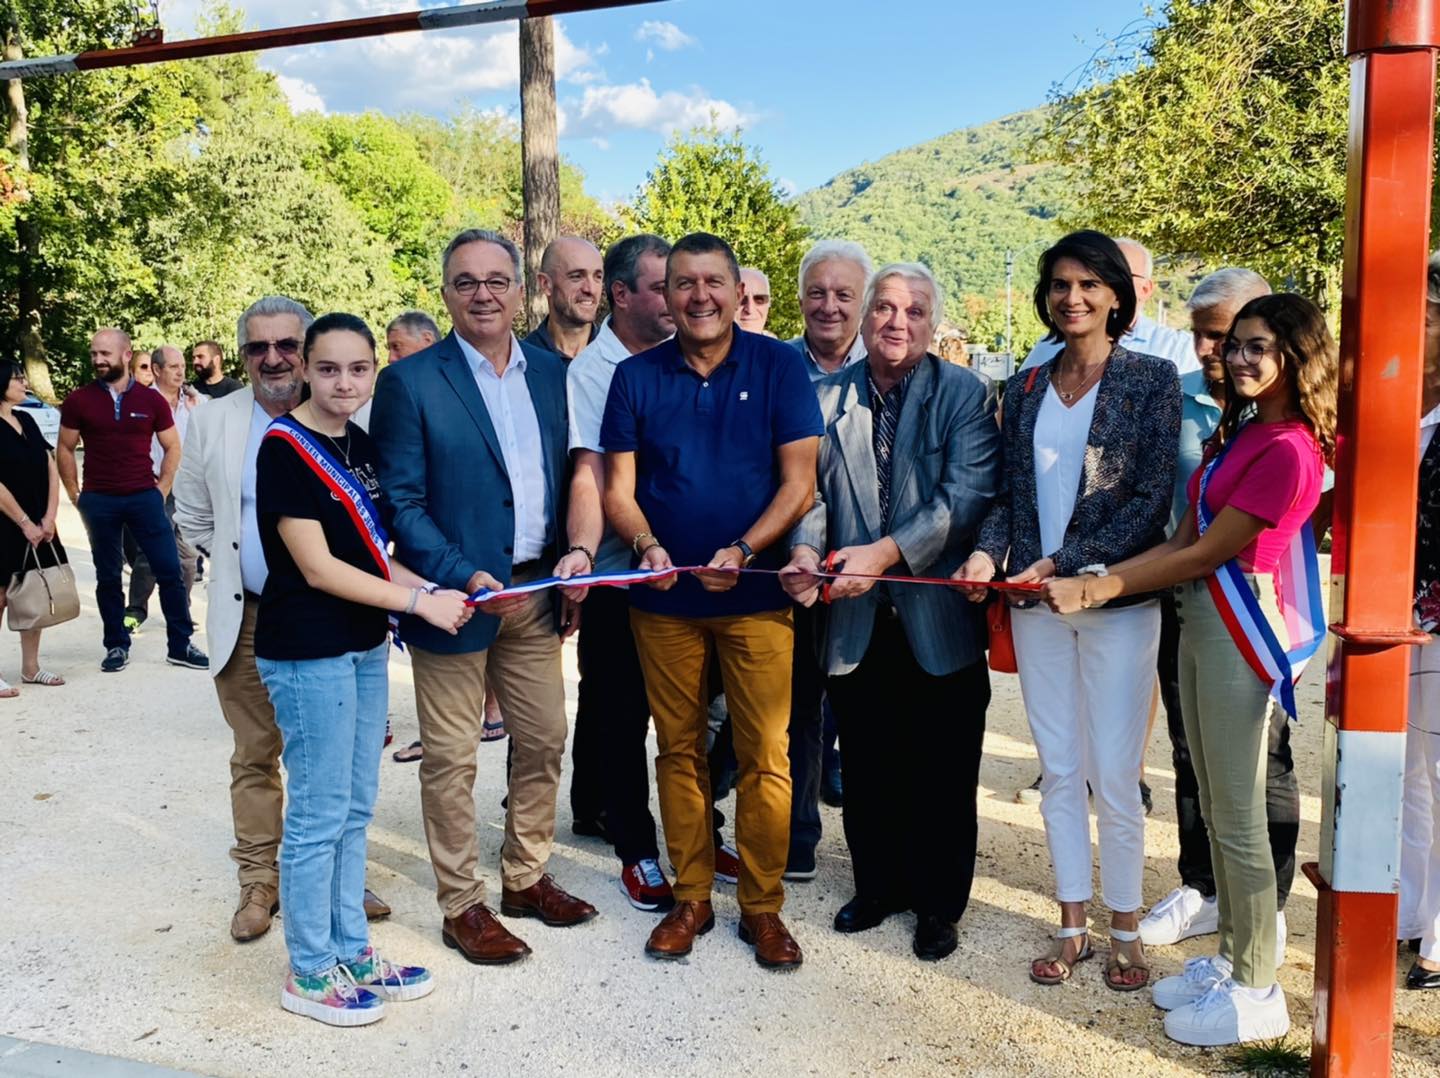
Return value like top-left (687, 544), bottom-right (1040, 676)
top-left (1139, 886), bottom-right (1219, 946)
top-left (1275, 910), bottom-right (1287, 968)
top-left (1164, 979), bottom-right (1290, 1047)
top-left (1152, 954), bottom-right (1233, 1010)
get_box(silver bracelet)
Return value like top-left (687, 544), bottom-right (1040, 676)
top-left (404, 588), bottom-right (420, 615)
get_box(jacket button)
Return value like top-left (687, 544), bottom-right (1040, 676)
top-left (234, 593), bottom-right (243, 601)
top-left (232, 542), bottom-right (239, 550)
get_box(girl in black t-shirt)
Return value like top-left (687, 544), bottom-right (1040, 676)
top-left (254, 313), bottom-right (472, 1028)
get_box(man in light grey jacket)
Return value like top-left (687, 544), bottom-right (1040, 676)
top-left (781, 262), bottom-right (999, 962)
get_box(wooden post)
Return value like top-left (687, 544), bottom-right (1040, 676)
top-left (519, 15), bottom-right (559, 332)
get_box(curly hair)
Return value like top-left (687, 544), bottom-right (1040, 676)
top-left (1211, 293), bottom-right (1337, 463)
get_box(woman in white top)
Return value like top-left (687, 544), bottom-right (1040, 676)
top-left (956, 230), bottom-right (1182, 990)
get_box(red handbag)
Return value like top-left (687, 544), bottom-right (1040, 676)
top-left (987, 595), bottom-right (1018, 673)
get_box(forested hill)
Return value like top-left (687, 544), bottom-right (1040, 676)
top-left (795, 109), bottom-right (1073, 347)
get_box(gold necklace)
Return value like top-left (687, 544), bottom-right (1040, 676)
top-left (1056, 360), bottom-right (1106, 403)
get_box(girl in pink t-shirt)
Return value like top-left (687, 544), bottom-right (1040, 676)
top-left (1041, 294), bottom-right (1337, 1048)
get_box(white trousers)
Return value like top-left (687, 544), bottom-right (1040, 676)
top-left (1012, 600), bottom-right (1160, 912)
top-left (1400, 641), bottom-right (1440, 960)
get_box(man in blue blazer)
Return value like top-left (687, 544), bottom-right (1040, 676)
top-left (371, 229), bottom-right (601, 965)
top-left (782, 262), bottom-right (1000, 962)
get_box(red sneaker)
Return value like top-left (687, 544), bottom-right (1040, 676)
top-left (618, 859), bottom-right (675, 912)
top-left (715, 843), bottom-right (741, 885)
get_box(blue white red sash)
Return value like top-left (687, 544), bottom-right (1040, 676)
top-left (263, 415), bottom-right (399, 642)
top-left (1195, 434), bottom-right (1325, 719)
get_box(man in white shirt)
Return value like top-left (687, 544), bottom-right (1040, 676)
top-left (1020, 237), bottom-right (1200, 376)
top-left (565, 233), bottom-right (680, 910)
top-left (175, 297), bottom-right (390, 943)
top-left (788, 240), bottom-right (873, 382)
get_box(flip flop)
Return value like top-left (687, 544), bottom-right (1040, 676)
top-left (1105, 927), bottom-right (1151, 991)
top-left (393, 740), bottom-right (424, 763)
top-left (0, 677), bottom-right (17, 699)
top-left (22, 669), bottom-right (65, 686)
top-left (1030, 926), bottom-right (1092, 986)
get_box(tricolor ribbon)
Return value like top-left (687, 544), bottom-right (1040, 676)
top-left (263, 415), bottom-right (402, 645)
top-left (466, 564), bottom-right (1041, 604)
top-left (1195, 433), bottom-right (1326, 719)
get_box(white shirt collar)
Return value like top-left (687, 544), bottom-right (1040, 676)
top-left (1423, 402), bottom-right (1440, 430)
top-left (456, 332), bottom-right (525, 379)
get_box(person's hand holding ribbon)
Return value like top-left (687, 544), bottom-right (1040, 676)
top-left (779, 545), bottom-right (824, 607)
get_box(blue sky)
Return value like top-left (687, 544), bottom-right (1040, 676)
top-left (167, 0), bottom-right (1154, 202)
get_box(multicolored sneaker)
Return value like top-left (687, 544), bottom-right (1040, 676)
top-left (714, 843), bottom-right (741, 885)
top-left (619, 859), bottom-right (676, 912)
top-left (281, 966), bottom-right (385, 1027)
top-left (344, 945), bottom-right (435, 1002)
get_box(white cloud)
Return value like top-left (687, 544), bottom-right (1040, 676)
top-left (565, 79), bottom-right (751, 138)
top-left (635, 20), bottom-right (696, 51)
top-left (275, 74), bottom-right (326, 113)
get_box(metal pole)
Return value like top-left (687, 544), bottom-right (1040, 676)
top-left (1309, 3), bottom-right (1438, 1073)
top-left (0, 0), bottom-right (664, 79)
top-left (1004, 248), bottom-right (1014, 356)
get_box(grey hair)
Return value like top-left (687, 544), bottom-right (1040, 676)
top-left (386, 310), bottom-right (441, 339)
top-left (442, 228), bottom-right (522, 283)
top-left (740, 266), bottom-right (770, 285)
top-left (864, 262), bottom-right (946, 332)
top-left (237, 296), bottom-right (315, 352)
top-left (1428, 251), bottom-right (1440, 305)
top-left (1186, 267), bottom-right (1272, 313)
top-left (150, 344), bottom-right (184, 371)
top-left (1113, 237), bottom-right (1154, 279)
top-left (798, 239), bottom-right (873, 296)
top-left (603, 233), bottom-right (671, 306)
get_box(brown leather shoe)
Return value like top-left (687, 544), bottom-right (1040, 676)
top-left (739, 912), bottom-right (803, 970)
top-left (500, 874), bottom-right (598, 927)
top-left (230, 882), bottom-right (278, 943)
top-left (645, 899), bottom-right (714, 959)
top-left (442, 903), bottom-right (532, 965)
top-left (363, 888), bottom-right (391, 921)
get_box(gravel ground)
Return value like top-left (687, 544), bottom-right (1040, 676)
top-left (2, 502), bottom-right (1438, 1077)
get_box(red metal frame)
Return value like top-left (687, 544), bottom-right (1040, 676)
top-left (1314, 4), bottom-right (1439, 1074)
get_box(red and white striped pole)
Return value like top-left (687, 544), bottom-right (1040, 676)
top-left (0, 0), bottom-right (663, 79)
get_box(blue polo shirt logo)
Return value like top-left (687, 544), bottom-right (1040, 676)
top-left (739, 391), bottom-right (749, 401)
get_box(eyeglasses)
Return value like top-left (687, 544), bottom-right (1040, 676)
top-left (241, 338), bottom-right (302, 360)
top-left (447, 276), bottom-right (514, 299)
top-left (1222, 341), bottom-right (1276, 364)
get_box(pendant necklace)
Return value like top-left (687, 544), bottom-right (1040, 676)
top-left (323, 429), bottom-right (353, 469)
top-left (1057, 359), bottom-right (1106, 403)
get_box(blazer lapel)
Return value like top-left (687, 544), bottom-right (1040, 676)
top-left (886, 356), bottom-right (935, 521)
top-left (225, 388), bottom-right (255, 522)
top-left (437, 333), bottom-right (506, 473)
top-left (1075, 344), bottom-right (1127, 504)
top-left (521, 348), bottom-right (561, 514)
top-left (834, 368), bottom-right (884, 539)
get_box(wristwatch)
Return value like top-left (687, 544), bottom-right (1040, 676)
top-left (729, 538), bottom-right (756, 567)
top-left (1078, 563), bottom-right (1109, 577)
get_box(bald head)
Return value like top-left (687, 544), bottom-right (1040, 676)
top-left (91, 328), bottom-right (133, 385)
top-left (738, 267), bottom-right (772, 335)
top-left (151, 345), bottom-right (188, 394)
top-left (538, 236), bottom-right (604, 334)
top-left (1114, 238), bottom-right (1156, 312)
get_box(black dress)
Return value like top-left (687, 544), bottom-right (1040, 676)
top-left (0, 409), bottom-right (67, 581)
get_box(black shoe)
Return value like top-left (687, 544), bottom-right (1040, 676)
top-left (1140, 781), bottom-right (1154, 816)
top-left (833, 896), bottom-right (895, 934)
top-left (100, 646), bottom-right (130, 673)
top-left (913, 914), bottom-right (958, 961)
top-left (821, 767), bottom-right (844, 808)
top-left (1406, 960), bottom-right (1440, 989)
top-left (572, 813), bottom-right (612, 844)
top-left (1407, 937), bottom-right (1422, 954)
top-left (783, 851), bottom-right (817, 882)
top-left (166, 643), bottom-right (209, 670)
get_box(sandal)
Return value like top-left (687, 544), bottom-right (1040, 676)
top-left (22, 669), bottom-right (65, 686)
top-left (1105, 927), bottom-right (1151, 991)
top-left (0, 677), bottom-right (17, 699)
top-left (393, 740), bottom-right (424, 763)
top-left (1030, 926), bottom-right (1092, 985)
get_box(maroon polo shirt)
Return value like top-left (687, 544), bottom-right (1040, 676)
top-left (59, 379), bottom-right (175, 495)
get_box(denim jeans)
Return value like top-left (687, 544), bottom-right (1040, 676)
top-left (258, 642), bottom-right (389, 976)
top-left (76, 488), bottom-right (192, 654)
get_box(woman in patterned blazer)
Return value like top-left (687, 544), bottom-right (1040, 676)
top-left (954, 230), bottom-right (1181, 991)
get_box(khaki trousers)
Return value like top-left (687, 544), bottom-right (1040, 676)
top-left (1177, 576), bottom-right (1284, 988)
top-left (214, 599), bottom-right (283, 888)
top-left (630, 607), bottom-right (794, 913)
top-left (411, 589), bottom-right (567, 919)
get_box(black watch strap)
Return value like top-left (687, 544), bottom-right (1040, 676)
top-left (730, 538), bottom-right (755, 566)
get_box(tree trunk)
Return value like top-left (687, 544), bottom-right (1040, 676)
top-left (519, 16), bottom-right (559, 333)
top-left (3, 23), bottom-right (55, 401)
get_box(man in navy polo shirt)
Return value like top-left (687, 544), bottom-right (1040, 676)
top-left (601, 232), bottom-right (822, 969)
top-left (57, 328), bottom-right (208, 673)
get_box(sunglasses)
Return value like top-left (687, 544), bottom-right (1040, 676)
top-left (242, 338), bottom-right (302, 360)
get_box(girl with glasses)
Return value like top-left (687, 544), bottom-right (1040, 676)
top-left (1041, 293), bottom-right (1337, 1046)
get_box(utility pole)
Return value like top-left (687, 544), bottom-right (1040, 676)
top-left (519, 14), bottom-right (559, 332)
top-left (1003, 248), bottom-right (1014, 356)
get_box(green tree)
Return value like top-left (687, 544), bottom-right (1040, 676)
top-left (1040, 0), bottom-right (1407, 308)
top-left (627, 126), bottom-right (809, 338)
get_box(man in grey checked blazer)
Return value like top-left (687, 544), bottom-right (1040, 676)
top-left (781, 261), bottom-right (1000, 962)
